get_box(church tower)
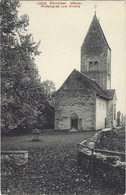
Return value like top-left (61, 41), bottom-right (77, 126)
top-left (81, 14), bottom-right (111, 90)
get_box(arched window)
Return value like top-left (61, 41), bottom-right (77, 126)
top-left (89, 61), bottom-right (99, 71)
top-left (94, 61), bottom-right (99, 71)
top-left (94, 61), bottom-right (98, 65)
top-left (89, 61), bottom-right (93, 70)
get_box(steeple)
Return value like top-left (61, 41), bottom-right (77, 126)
top-left (81, 14), bottom-right (111, 90)
top-left (94, 4), bottom-right (97, 16)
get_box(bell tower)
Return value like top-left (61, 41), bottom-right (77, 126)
top-left (81, 14), bottom-right (111, 90)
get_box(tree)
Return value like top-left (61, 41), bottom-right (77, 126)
top-left (1, 0), bottom-right (47, 133)
top-left (37, 80), bottom-right (56, 129)
top-left (42, 80), bottom-right (56, 105)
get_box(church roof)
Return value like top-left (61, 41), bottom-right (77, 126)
top-left (54, 69), bottom-right (110, 100)
top-left (74, 69), bottom-right (109, 99)
top-left (81, 14), bottom-right (111, 53)
top-left (104, 89), bottom-right (116, 100)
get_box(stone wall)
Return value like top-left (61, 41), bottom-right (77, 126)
top-left (106, 93), bottom-right (116, 128)
top-left (55, 90), bottom-right (96, 130)
top-left (81, 47), bottom-right (111, 90)
top-left (78, 129), bottom-right (125, 193)
top-left (1, 151), bottom-right (28, 166)
top-left (1, 151), bottom-right (28, 176)
top-left (78, 151), bottom-right (125, 193)
top-left (81, 15), bottom-right (111, 90)
top-left (54, 72), bottom-right (96, 130)
top-left (107, 48), bottom-right (111, 89)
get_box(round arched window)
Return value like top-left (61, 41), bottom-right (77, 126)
top-left (94, 61), bottom-right (98, 65)
top-left (89, 61), bottom-right (93, 65)
top-left (94, 61), bottom-right (99, 70)
top-left (89, 61), bottom-right (93, 70)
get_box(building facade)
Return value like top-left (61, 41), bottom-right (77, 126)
top-left (54, 14), bottom-right (117, 131)
top-left (81, 14), bottom-right (111, 90)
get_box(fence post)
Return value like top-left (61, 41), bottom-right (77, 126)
top-left (78, 144), bottom-right (82, 166)
top-left (90, 148), bottom-right (94, 175)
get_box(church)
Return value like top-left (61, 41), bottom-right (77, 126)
top-left (53, 13), bottom-right (117, 131)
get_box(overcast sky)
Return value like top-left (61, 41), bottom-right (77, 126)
top-left (19, 1), bottom-right (126, 114)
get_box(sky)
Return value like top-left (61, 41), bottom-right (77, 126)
top-left (19, 1), bottom-right (126, 114)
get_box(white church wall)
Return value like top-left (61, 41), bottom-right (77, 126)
top-left (106, 93), bottom-right (117, 128)
top-left (96, 97), bottom-right (107, 130)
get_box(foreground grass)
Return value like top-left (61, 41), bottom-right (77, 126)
top-left (1, 131), bottom-right (124, 195)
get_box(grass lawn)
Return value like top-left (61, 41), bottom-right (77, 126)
top-left (1, 131), bottom-right (124, 195)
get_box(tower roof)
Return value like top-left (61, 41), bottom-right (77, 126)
top-left (81, 14), bottom-right (111, 54)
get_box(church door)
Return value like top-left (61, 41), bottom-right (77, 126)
top-left (71, 118), bottom-right (78, 129)
top-left (70, 113), bottom-right (78, 129)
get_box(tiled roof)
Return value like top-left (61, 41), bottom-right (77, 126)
top-left (74, 69), bottom-right (109, 99)
top-left (93, 14), bottom-right (111, 50)
top-left (81, 14), bottom-right (111, 51)
top-left (54, 69), bottom-right (110, 99)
